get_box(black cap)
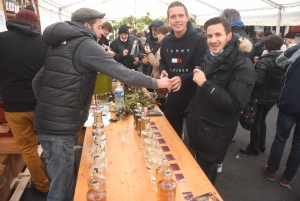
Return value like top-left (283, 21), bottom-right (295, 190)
top-left (71, 8), bottom-right (105, 23)
top-left (118, 25), bottom-right (130, 34)
top-left (264, 30), bottom-right (272, 37)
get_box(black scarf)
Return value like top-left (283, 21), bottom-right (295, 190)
top-left (204, 33), bottom-right (239, 74)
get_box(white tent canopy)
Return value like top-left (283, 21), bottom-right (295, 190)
top-left (38, 0), bottom-right (300, 32)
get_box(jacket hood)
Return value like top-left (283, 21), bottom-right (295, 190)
top-left (148, 20), bottom-right (164, 39)
top-left (6, 19), bottom-right (40, 35)
top-left (169, 21), bottom-right (197, 40)
top-left (238, 36), bottom-right (253, 53)
top-left (260, 50), bottom-right (282, 58)
top-left (42, 21), bottom-right (97, 46)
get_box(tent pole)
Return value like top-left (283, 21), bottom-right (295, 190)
top-left (276, 7), bottom-right (282, 35)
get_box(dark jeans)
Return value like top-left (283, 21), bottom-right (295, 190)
top-left (267, 111), bottom-right (300, 181)
top-left (164, 101), bottom-right (188, 138)
top-left (250, 105), bottom-right (273, 148)
top-left (196, 155), bottom-right (218, 185)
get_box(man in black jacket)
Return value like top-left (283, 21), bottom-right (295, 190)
top-left (98, 22), bottom-right (115, 57)
top-left (185, 17), bottom-right (255, 185)
top-left (143, 19), bottom-right (164, 76)
top-left (110, 25), bottom-right (143, 70)
top-left (0, 9), bottom-right (49, 196)
top-left (159, 1), bottom-right (208, 138)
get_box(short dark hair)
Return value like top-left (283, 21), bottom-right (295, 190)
top-left (157, 26), bottom-right (170, 35)
top-left (102, 22), bottom-right (113, 32)
top-left (167, 1), bottom-right (188, 17)
top-left (264, 35), bottom-right (283, 51)
top-left (204, 17), bottom-right (231, 35)
top-left (85, 19), bottom-right (98, 27)
top-left (137, 31), bottom-right (145, 37)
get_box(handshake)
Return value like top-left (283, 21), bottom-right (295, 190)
top-left (156, 70), bottom-right (182, 97)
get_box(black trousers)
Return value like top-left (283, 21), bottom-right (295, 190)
top-left (164, 101), bottom-right (188, 138)
top-left (250, 104), bottom-right (273, 148)
top-left (196, 155), bottom-right (218, 185)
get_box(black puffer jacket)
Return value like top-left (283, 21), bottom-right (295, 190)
top-left (253, 51), bottom-right (286, 106)
top-left (33, 22), bottom-right (97, 134)
top-left (186, 36), bottom-right (256, 162)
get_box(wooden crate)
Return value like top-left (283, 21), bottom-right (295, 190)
top-left (0, 137), bottom-right (22, 154)
top-left (9, 145), bottom-right (43, 201)
top-left (0, 154), bottom-right (24, 201)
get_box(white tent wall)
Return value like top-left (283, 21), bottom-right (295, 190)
top-left (37, 0), bottom-right (300, 33)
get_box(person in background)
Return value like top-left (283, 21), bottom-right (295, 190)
top-left (252, 29), bottom-right (264, 59)
top-left (240, 35), bottom-right (285, 156)
top-left (143, 19), bottom-right (164, 76)
top-left (262, 43), bottom-right (300, 188)
top-left (32, 8), bottom-right (171, 200)
top-left (98, 21), bottom-right (115, 57)
top-left (0, 8), bottom-right (49, 197)
top-left (137, 31), bottom-right (146, 46)
top-left (185, 17), bottom-right (255, 184)
top-left (159, 1), bottom-right (208, 138)
top-left (130, 28), bottom-right (138, 36)
top-left (221, 8), bottom-right (255, 63)
top-left (144, 25), bottom-right (170, 111)
top-left (110, 24), bottom-right (143, 70)
top-left (144, 26), bottom-right (170, 79)
top-left (284, 30), bottom-right (296, 49)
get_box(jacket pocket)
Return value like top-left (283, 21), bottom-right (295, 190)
top-left (195, 117), bottom-right (227, 159)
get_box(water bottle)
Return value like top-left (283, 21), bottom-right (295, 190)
top-left (114, 83), bottom-right (124, 112)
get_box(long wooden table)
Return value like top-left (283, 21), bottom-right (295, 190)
top-left (74, 112), bottom-right (223, 201)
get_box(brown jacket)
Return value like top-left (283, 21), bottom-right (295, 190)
top-left (147, 47), bottom-right (161, 78)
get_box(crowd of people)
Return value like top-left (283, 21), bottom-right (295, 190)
top-left (0, 1), bottom-right (299, 201)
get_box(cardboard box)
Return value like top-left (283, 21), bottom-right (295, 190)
top-left (0, 155), bottom-right (14, 185)
top-left (0, 167), bottom-right (11, 201)
top-left (0, 123), bottom-right (13, 137)
top-left (10, 154), bottom-right (25, 177)
top-left (0, 154), bottom-right (14, 201)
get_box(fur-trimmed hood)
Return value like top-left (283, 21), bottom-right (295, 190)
top-left (238, 36), bottom-right (253, 53)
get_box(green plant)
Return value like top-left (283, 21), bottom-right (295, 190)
top-left (105, 85), bottom-right (158, 122)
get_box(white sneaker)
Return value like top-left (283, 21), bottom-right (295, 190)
top-left (217, 163), bottom-right (223, 173)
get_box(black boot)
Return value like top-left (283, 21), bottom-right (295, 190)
top-left (239, 147), bottom-right (260, 156)
top-left (247, 144), bottom-right (266, 152)
top-left (259, 144), bottom-right (266, 152)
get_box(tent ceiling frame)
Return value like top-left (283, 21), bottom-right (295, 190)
top-left (194, 0), bottom-right (223, 12)
top-left (261, 0), bottom-right (281, 8)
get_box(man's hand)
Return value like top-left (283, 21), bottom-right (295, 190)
top-left (193, 68), bottom-right (206, 87)
top-left (108, 50), bottom-right (116, 57)
top-left (160, 70), bottom-right (168, 78)
top-left (133, 57), bottom-right (139, 65)
top-left (170, 76), bottom-right (182, 92)
top-left (123, 49), bottom-right (129, 56)
top-left (157, 78), bottom-right (172, 93)
top-left (103, 45), bottom-right (109, 51)
top-left (144, 45), bottom-right (151, 54)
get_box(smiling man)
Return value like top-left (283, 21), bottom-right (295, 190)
top-left (159, 1), bottom-right (207, 138)
top-left (185, 17), bottom-right (256, 185)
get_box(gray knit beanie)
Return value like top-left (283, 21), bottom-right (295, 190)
top-left (220, 9), bottom-right (241, 21)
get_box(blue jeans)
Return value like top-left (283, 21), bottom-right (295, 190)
top-left (267, 111), bottom-right (300, 181)
top-left (38, 133), bottom-right (76, 201)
